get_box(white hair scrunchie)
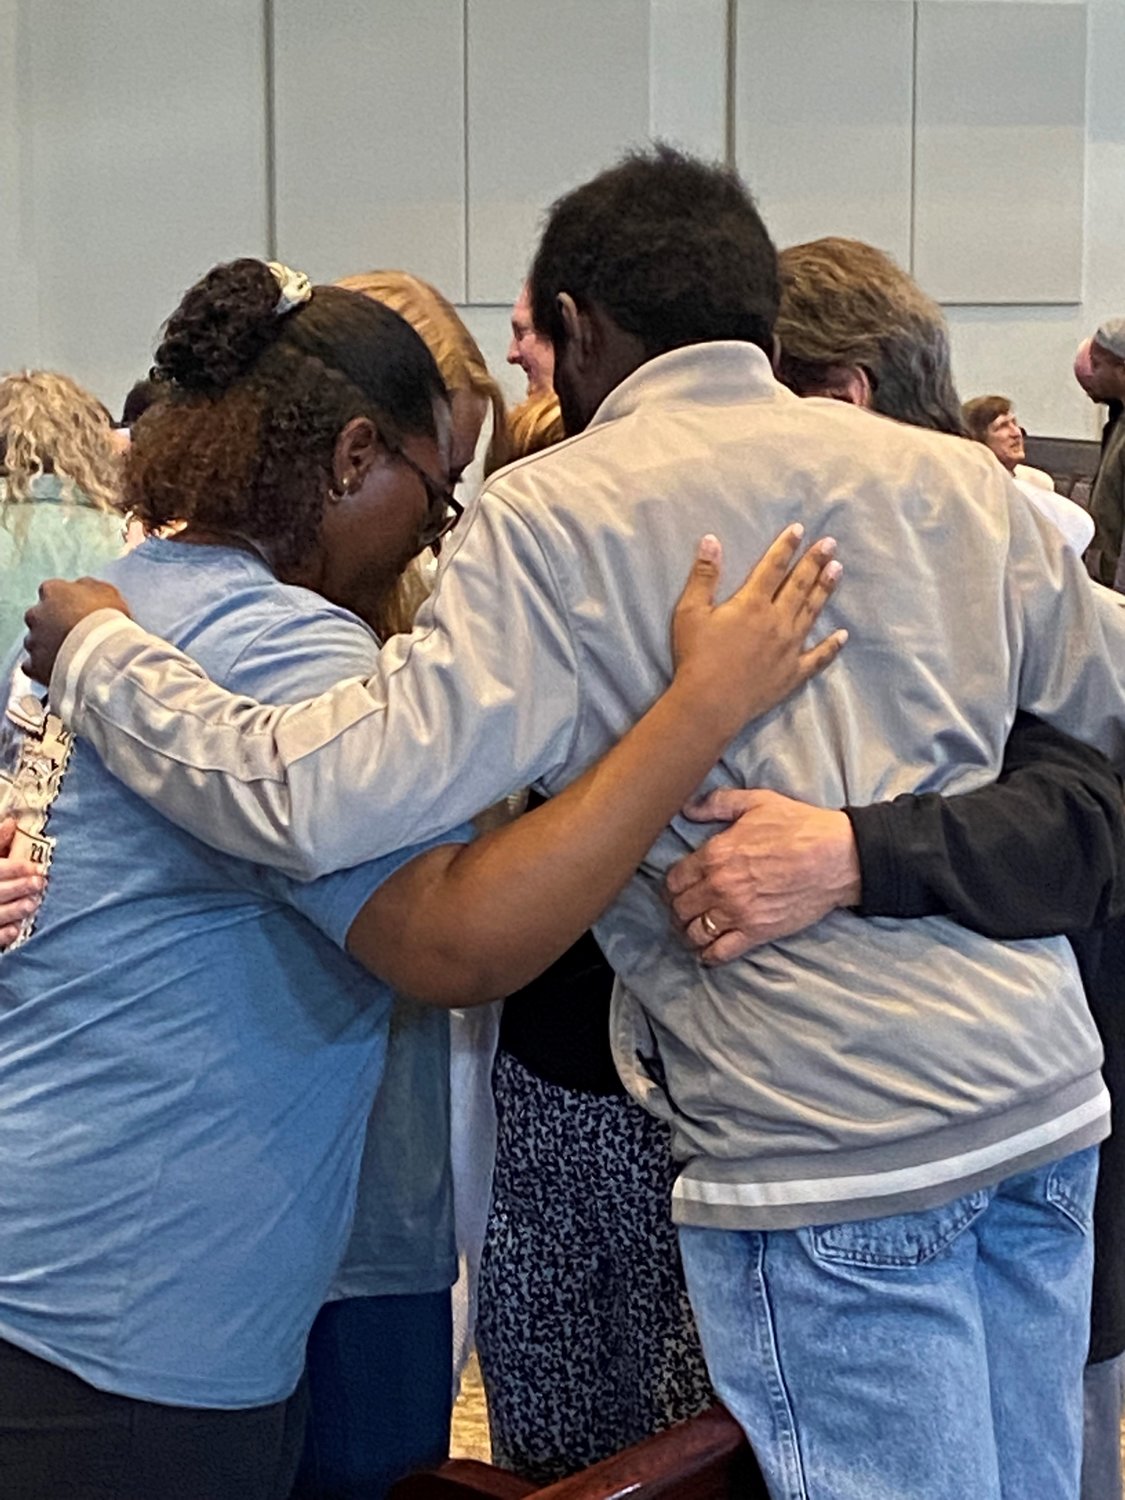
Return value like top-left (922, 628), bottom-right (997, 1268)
top-left (267, 261), bottom-right (312, 316)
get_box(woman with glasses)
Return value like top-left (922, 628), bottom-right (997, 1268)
top-left (0, 258), bottom-right (843, 1500)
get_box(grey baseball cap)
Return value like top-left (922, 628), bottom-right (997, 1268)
top-left (1094, 317), bottom-right (1125, 360)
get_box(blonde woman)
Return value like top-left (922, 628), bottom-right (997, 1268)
top-left (506, 391), bottom-right (564, 458)
top-left (0, 371), bottom-right (124, 658)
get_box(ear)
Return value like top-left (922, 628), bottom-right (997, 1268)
top-left (822, 365), bottom-right (874, 408)
top-left (330, 416), bottom-right (380, 498)
top-left (557, 292), bottom-right (595, 368)
top-left (769, 333), bottom-right (783, 377)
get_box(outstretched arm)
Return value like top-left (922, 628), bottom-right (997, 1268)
top-left (346, 531), bottom-right (847, 1004)
top-left (26, 496), bottom-right (588, 880)
top-left (666, 713), bottom-right (1125, 963)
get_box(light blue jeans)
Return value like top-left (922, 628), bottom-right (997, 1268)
top-left (679, 1147), bottom-right (1098, 1500)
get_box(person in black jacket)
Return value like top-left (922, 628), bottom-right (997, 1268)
top-left (666, 713), bottom-right (1125, 1500)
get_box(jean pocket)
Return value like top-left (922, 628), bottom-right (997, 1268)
top-left (807, 1189), bottom-right (990, 1269)
top-left (1044, 1145), bottom-right (1099, 1234)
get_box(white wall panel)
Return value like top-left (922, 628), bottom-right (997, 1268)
top-left (0, 0), bottom-right (39, 375)
top-left (914, 1), bottom-right (1087, 304)
top-left (735, 0), bottom-right (914, 264)
top-left (22, 0), bottom-right (268, 408)
top-left (467, 0), bottom-right (651, 303)
top-left (649, 0), bottom-right (728, 162)
top-left (466, 0), bottom-right (726, 305)
top-left (273, 0), bottom-right (465, 296)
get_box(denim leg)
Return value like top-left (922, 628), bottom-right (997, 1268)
top-left (680, 1195), bottom-right (1002, 1500)
top-left (974, 1147), bottom-right (1098, 1500)
top-left (1081, 1353), bottom-right (1125, 1500)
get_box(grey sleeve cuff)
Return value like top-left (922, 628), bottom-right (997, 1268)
top-left (49, 610), bottom-right (147, 726)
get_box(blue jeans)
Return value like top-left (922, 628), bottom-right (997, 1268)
top-left (290, 1290), bottom-right (452, 1500)
top-left (679, 1148), bottom-right (1098, 1500)
top-left (1081, 1352), bottom-right (1125, 1500)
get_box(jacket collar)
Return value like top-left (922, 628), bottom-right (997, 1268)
top-left (587, 341), bottom-right (792, 431)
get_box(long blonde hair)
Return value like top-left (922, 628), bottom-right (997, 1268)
top-left (0, 370), bottom-right (122, 513)
top-left (336, 270), bottom-right (510, 476)
top-left (507, 391), bottom-right (564, 460)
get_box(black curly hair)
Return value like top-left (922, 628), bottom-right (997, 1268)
top-left (126, 259), bottom-right (447, 570)
top-left (528, 145), bottom-right (779, 364)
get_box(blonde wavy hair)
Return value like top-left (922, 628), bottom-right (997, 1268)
top-left (0, 370), bottom-right (122, 514)
top-left (507, 391), bottom-right (564, 460)
top-left (337, 270), bottom-right (511, 638)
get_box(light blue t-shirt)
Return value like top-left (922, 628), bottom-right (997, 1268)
top-left (0, 538), bottom-right (465, 1408)
top-left (329, 995), bottom-right (455, 1300)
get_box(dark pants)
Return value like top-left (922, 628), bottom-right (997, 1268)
top-left (0, 1336), bottom-right (307, 1500)
top-left (291, 1290), bottom-right (453, 1500)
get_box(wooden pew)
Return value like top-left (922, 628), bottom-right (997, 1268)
top-left (389, 1405), bottom-right (768, 1500)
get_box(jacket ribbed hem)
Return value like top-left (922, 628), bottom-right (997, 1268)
top-left (672, 1074), bottom-right (1109, 1230)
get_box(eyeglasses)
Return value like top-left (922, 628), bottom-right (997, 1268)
top-left (388, 444), bottom-right (464, 548)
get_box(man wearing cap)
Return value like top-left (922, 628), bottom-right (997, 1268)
top-left (1082, 318), bottom-right (1125, 587)
top-left (1075, 336), bottom-right (1123, 458)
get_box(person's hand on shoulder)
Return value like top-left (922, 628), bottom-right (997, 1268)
top-left (670, 525), bottom-right (847, 739)
top-left (23, 578), bottom-right (131, 685)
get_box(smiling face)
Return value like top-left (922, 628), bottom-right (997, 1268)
top-left (506, 284), bottom-right (556, 397)
top-left (984, 409), bottom-right (1025, 472)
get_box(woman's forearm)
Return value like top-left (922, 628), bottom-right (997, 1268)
top-left (353, 528), bottom-right (846, 1003)
top-left (358, 675), bottom-right (755, 1003)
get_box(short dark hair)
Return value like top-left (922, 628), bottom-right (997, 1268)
top-left (126, 259), bottom-right (446, 569)
top-left (962, 394), bottom-right (1013, 444)
top-left (528, 145), bottom-right (779, 362)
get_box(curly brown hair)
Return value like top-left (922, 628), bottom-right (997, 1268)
top-left (126, 259), bottom-right (447, 572)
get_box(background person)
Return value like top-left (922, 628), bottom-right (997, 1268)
top-left (1082, 319), bottom-right (1125, 588)
top-left (0, 370), bottom-right (124, 659)
top-left (475, 379), bottom-right (711, 1484)
top-left (962, 392), bottom-right (1055, 490)
top-left (337, 269), bottom-right (509, 641)
top-left (506, 282), bottom-right (555, 398)
top-left (296, 266), bottom-right (508, 1499)
top-left (963, 393), bottom-right (1093, 555)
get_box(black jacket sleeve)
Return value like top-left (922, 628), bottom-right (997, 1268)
top-left (848, 712), bottom-right (1125, 939)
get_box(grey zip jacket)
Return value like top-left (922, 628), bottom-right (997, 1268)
top-left (48, 345), bottom-right (1125, 1228)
